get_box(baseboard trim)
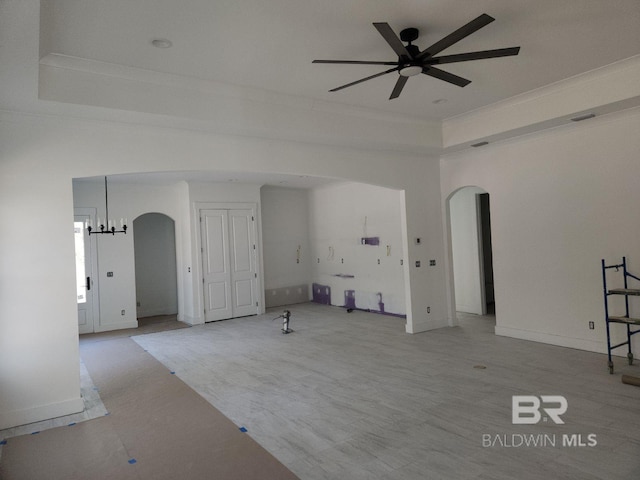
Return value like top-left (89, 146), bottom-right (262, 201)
top-left (94, 321), bottom-right (138, 333)
top-left (0, 396), bottom-right (84, 430)
top-left (406, 317), bottom-right (450, 334)
top-left (182, 315), bottom-right (204, 326)
top-left (495, 325), bottom-right (606, 354)
top-left (136, 308), bottom-right (178, 318)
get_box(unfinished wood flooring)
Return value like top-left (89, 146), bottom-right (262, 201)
top-left (133, 303), bottom-right (640, 479)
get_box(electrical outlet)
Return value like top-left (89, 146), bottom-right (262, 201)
top-left (589, 321), bottom-right (595, 330)
top-left (121, 309), bottom-right (125, 316)
top-left (427, 306), bottom-right (431, 314)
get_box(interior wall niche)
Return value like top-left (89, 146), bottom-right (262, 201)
top-left (133, 213), bottom-right (178, 318)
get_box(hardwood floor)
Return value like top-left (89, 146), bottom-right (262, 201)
top-left (131, 303), bottom-right (640, 479)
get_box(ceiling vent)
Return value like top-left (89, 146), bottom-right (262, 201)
top-left (570, 113), bottom-right (596, 122)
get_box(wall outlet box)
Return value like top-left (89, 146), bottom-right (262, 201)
top-left (107, 272), bottom-right (114, 277)
top-left (361, 237), bottom-right (380, 246)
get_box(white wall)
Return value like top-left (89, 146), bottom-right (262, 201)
top-left (134, 213), bottom-right (178, 318)
top-left (308, 182), bottom-right (407, 316)
top-left (7, 0), bottom-right (639, 433)
top-left (73, 181), bottom-right (185, 332)
top-left (449, 186), bottom-right (485, 315)
top-left (441, 108), bottom-right (640, 354)
top-left (0, 1), bottom-right (445, 428)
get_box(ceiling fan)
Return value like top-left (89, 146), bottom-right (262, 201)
top-left (313, 13), bottom-right (520, 100)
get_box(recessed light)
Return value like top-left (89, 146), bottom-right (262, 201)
top-left (471, 141), bottom-right (489, 148)
top-left (151, 38), bottom-right (172, 49)
top-left (432, 98), bottom-right (448, 104)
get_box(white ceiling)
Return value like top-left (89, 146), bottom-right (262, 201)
top-left (40, 0), bottom-right (640, 122)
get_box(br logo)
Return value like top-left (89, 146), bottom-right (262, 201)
top-left (512, 395), bottom-right (568, 425)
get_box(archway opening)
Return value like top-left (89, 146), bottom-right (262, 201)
top-left (133, 213), bottom-right (178, 324)
top-left (448, 187), bottom-right (495, 316)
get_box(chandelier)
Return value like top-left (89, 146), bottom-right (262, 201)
top-left (86, 176), bottom-right (127, 235)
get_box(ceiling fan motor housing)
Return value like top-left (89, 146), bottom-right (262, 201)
top-left (399, 27), bottom-right (420, 44)
top-left (399, 38), bottom-right (423, 77)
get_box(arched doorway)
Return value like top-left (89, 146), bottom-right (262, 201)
top-left (133, 213), bottom-right (178, 321)
top-left (448, 187), bottom-right (495, 316)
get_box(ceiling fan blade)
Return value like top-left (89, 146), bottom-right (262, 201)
top-left (426, 47), bottom-right (520, 65)
top-left (313, 60), bottom-right (399, 66)
top-left (422, 66), bottom-right (471, 87)
top-left (418, 13), bottom-right (495, 59)
top-left (389, 76), bottom-right (408, 100)
top-left (328, 66), bottom-right (401, 92)
top-left (373, 22), bottom-right (412, 58)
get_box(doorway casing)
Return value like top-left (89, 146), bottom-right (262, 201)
top-left (194, 202), bottom-right (264, 323)
top-left (445, 186), bottom-right (495, 321)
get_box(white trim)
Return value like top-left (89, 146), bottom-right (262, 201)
top-left (94, 321), bottom-right (138, 333)
top-left (406, 317), bottom-right (450, 334)
top-left (181, 314), bottom-right (204, 326)
top-left (74, 207), bottom-right (99, 333)
top-left (0, 397), bottom-right (84, 431)
top-left (194, 202), bottom-right (263, 319)
top-left (495, 325), bottom-right (606, 354)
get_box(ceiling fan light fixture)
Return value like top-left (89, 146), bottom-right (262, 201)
top-left (399, 65), bottom-right (423, 77)
top-left (314, 14), bottom-right (520, 99)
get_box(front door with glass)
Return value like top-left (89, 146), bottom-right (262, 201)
top-left (74, 211), bottom-right (96, 334)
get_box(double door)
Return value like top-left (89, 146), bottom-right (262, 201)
top-left (201, 208), bottom-right (258, 322)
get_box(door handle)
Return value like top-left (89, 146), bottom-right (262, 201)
top-left (86, 276), bottom-right (91, 291)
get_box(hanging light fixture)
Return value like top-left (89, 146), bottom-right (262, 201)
top-left (86, 176), bottom-right (127, 235)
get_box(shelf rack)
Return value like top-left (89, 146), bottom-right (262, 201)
top-left (601, 256), bottom-right (640, 374)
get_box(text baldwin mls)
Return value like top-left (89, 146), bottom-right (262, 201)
top-left (482, 433), bottom-right (597, 448)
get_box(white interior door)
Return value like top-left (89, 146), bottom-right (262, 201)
top-left (201, 210), bottom-right (232, 322)
top-left (74, 212), bottom-right (95, 334)
top-left (229, 209), bottom-right (257, 317)
top-left (201, 208), bottom-right (257, 322)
